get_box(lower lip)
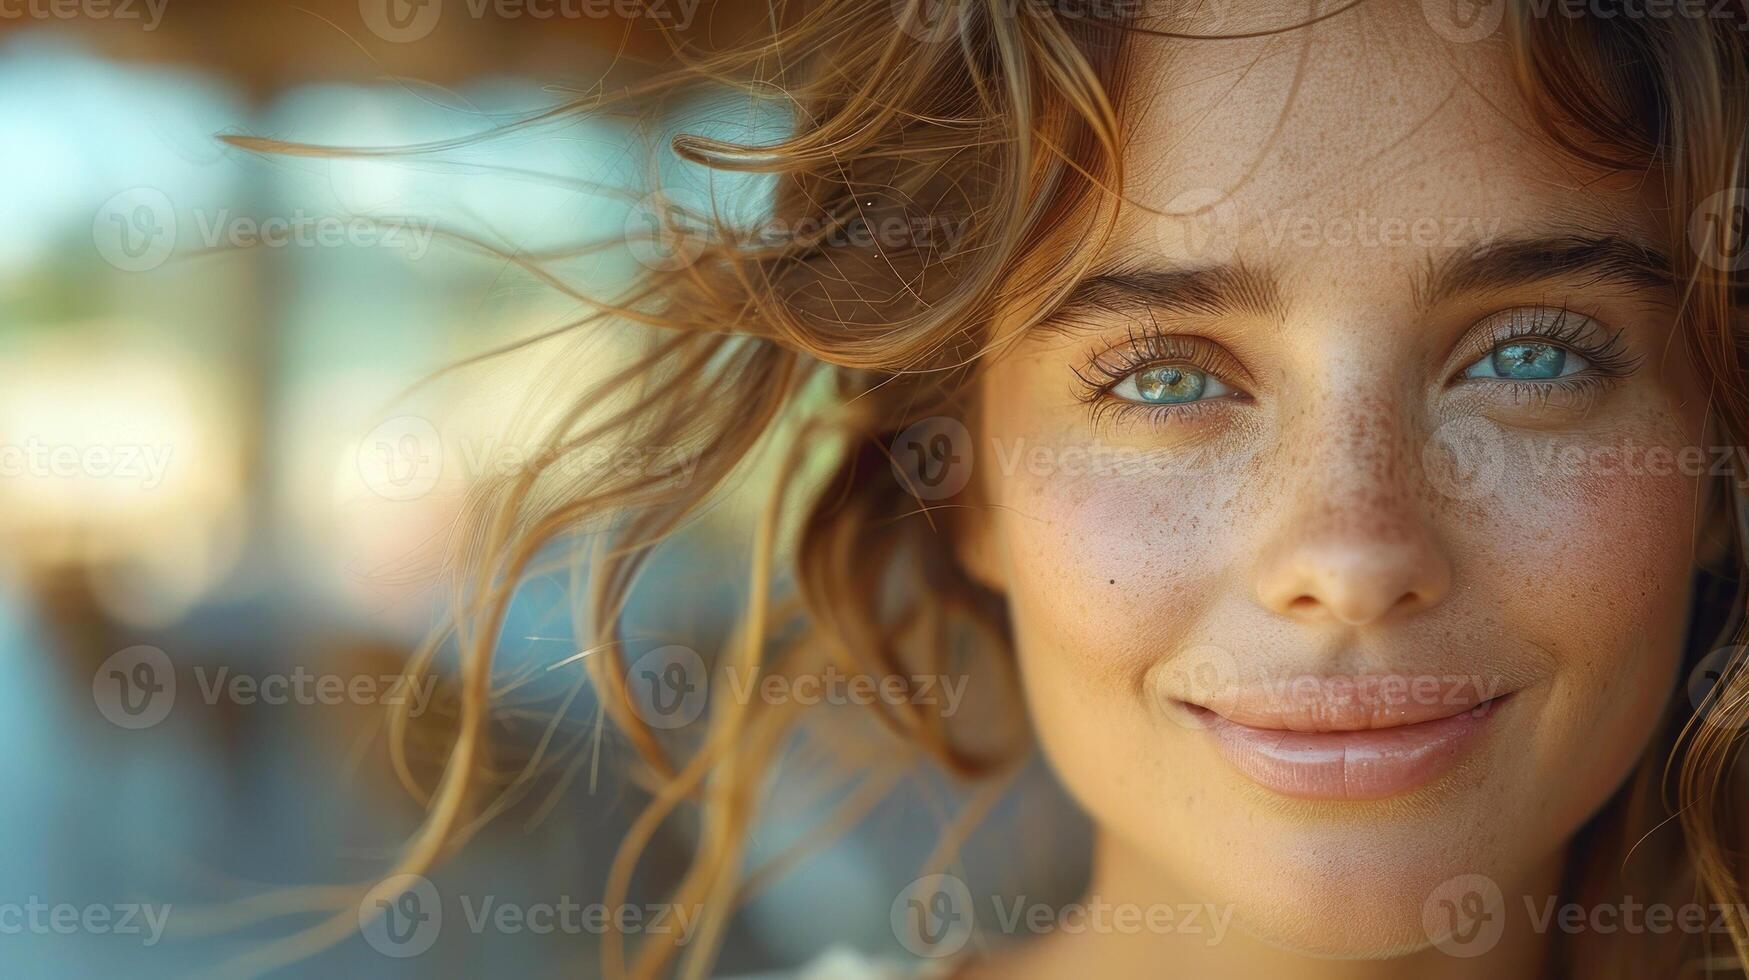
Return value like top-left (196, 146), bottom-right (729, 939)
top-left (1187, 698), bottom-right (1505, 801)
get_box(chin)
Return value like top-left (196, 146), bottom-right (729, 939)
top-left (1149, 797), bottom-right (1527, 961)
top-left (1222, 892), bottom-right (1443, 960)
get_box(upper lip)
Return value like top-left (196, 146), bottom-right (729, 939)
top-left (1177, 674), bottom-right (1511, 732)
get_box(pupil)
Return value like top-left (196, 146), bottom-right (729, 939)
top-left (1137, 366), bottom-right (1205, 404)
top-left (1493, 343), bottom-right (1565, 380)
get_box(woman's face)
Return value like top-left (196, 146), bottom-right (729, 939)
top-left (965, 4), bottom-right (1707, 958)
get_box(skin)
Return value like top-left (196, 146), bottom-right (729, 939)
top-left (957, 5), bottom-right (1708, 978)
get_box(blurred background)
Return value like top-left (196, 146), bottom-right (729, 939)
top-left (0, 3), bottom-right (1086, 976)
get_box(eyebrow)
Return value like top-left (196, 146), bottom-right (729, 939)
top-left (1054, 234), bottom-right (1673, 324)
top-left (1415, 234), bottom-right (1673, 308)
top-left (1054, 261), bottom-right (1286, 323)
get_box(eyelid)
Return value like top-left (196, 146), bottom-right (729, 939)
top-left (1075, 325), bottom-right (1253, 403)
top-left (1448, 306), bottom-right (1639, 383)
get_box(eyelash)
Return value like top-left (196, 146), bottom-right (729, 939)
top-left (1072, 321), bottom-right (1247, 426)
top-left (1073, 306), bottom-right (1643, 421)
top-left (1452, 307), bottom-right (1642, 405)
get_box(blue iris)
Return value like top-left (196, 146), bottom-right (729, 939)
top-left (1491, 342), bottom-right (1566, 380)
top-left (1135, 365), bottom-right (1207, 404)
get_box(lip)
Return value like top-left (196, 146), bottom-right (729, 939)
top-left (1184, 695), bottom-right (1508, 801)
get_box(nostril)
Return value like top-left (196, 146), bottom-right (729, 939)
top-left (1288, 595), bottom-right (1319, 614)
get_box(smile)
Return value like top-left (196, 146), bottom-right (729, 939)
top-left (1180, 690), bottom-right (1511, 802)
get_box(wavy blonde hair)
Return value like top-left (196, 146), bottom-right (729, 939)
top-left (226, 2), bottom-right (1749, 977)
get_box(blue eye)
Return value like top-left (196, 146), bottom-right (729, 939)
top-left (1111, 364), bottom-right (1235, 405)
top-left (1463, 341), bottom-right (1591, 381)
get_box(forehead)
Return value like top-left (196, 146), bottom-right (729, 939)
top-left (1117, 4), bottom-right (1665, 273)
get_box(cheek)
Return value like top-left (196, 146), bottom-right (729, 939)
top-left (1465, 431), bottom-right (1699, 814)
top-left (986, 440), bottom-right (1245, 685)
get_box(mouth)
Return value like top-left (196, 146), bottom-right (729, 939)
top-left (1179, 693), bottom-right (1511, 802)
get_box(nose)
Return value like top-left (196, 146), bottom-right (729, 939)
top-left (1256, 533), bottom-right (1451, 625)
top-left (1252, 402), bottom-right (1453, 627)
